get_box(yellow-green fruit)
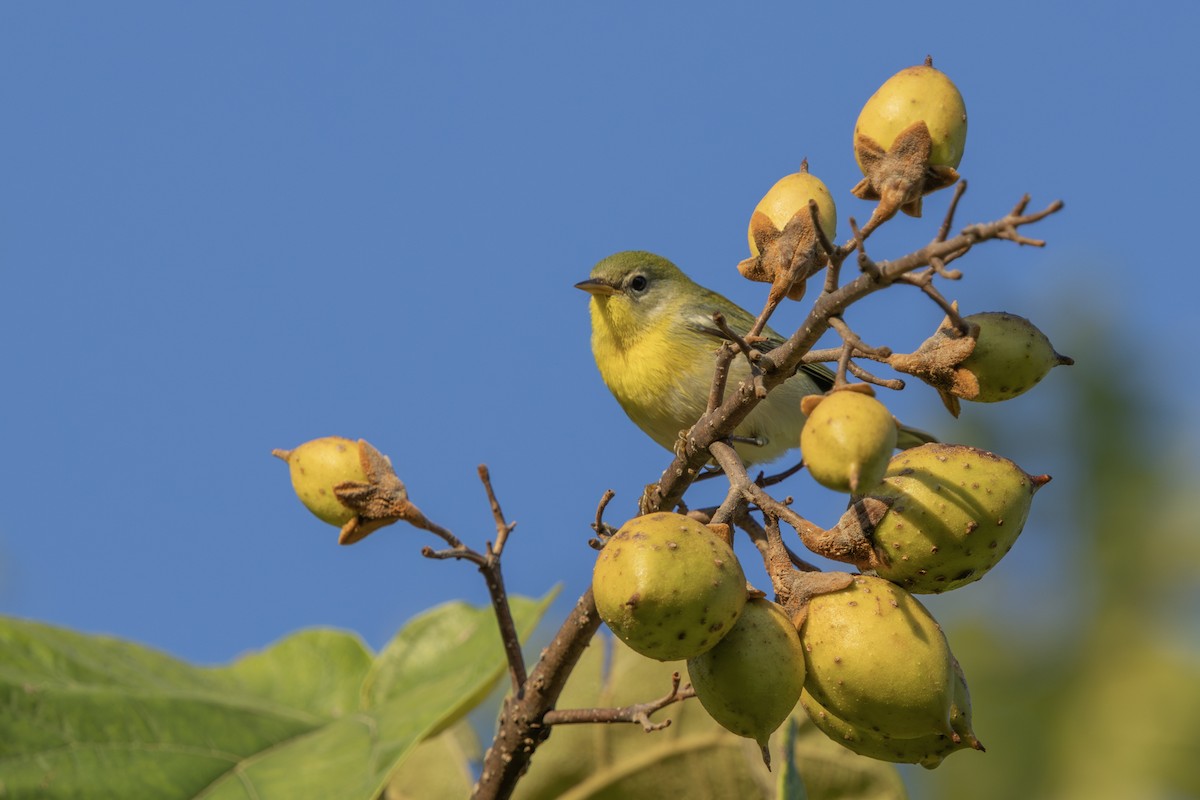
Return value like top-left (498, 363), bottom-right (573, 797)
top-left (687, 598), bottom-right (806, 755)
top-left (854, 65), bottom-right (967, 172)
top-left (858, 443), bottom-right (1047, 593)
top-left (801, 574), bottom-right (955, 739)
top-left (279, 437), bottom-right (367, 526)
top-left (801, 391), bottom-right (898, 493)
top-left (748, 171), bottom-right (837, 256)
top-left (799, 656), bottom-right (981, 768)
top-left (593, 512), bottom-right (746, 662)
top-left (961, 311), bottom-right (1071, 402)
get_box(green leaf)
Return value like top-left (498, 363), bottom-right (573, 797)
top-left (0, 589), bottom-right (556, 799)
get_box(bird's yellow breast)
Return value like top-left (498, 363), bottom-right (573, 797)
top-left (588, 296), bottom-right (713, 449)
top-left (587, 295), bottom-right (813, 462)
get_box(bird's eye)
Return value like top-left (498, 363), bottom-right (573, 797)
top-left (629, 275), bottom-right (648, 293)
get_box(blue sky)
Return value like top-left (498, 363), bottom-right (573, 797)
top-left (2, 2), bottom-right (1196, 666)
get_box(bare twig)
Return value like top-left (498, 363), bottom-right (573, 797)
top-left (543, 672), bottom-right (696, 732)
top-left (416, 469), bottom-right (528, 698)
top-left (479, 465), bottom-right (517, 556)
top-left (706, 342), bottom-right (736, 413)
top-left (936, 180), bottom-right (968, 243)
top-left (713, 312), bottom-right (761, 375)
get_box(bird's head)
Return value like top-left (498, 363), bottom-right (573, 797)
top-left (575, 251), bottom-right (694, 349)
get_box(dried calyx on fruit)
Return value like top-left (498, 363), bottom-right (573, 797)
top-left (799, 574), bottom-right (957, 739)
top-left (592, 512), bottom-right (747, 662)
top-left (738, 160), bottom-right (837, 302)
top-left (800, 385), bottom-right (899, 494)
top-left (889, 309), bottom-right (1073, 416)
top-left (852, 57), bottom-right (967, 224)
top-left (687, 597), bottom-right (807, 768)
top-left (850, 443), bottom-right (1049, 594)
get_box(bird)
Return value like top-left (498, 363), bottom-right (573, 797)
top-left (576, 250), bottom-right (841, 466)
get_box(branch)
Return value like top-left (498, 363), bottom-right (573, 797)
top-left (474, 588), bottom-right (603, 799)
top-left (638, 196), bottom-right (1063, 516)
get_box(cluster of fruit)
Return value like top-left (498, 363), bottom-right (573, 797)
top-left (593, 434), bottom-right (1045, 769)
top-left (591, 62), bottom-right (1069, 769)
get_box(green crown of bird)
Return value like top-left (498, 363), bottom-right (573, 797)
top-left (576, 250), bottom-right (931, 466)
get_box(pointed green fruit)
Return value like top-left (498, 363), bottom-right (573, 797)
top-left (857, 443), bottom-right (1049, 593)
top-left (799, 656), bottom-right (982, 768)
top-left (593, 512), bottom-right (747, 662)
top-left (273, 436), bottom-right (367, 526)
top-left (687, 598), bottom-right (806, 765)
top-left (960, 311), bottom-right (1073, 402)
top-left (800, 388), bottom-right (898, 493)
top-left (800, 574), bottom-right (955, 739)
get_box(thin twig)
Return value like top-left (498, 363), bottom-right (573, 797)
top-left (479, 465), bottom-right (517, 556)
top-left (847, 360), bottom-right (905, 390)
top-left (543, 672), bottom-right (696, 732)
top-left (936, 180), bottom-right (968, 243)
top-left (713, 312), bottom-right (761, 375)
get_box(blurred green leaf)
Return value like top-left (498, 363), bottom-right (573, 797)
top-left (382, 720), bottom-right (478, 800)
top-left (0, 590), bottom-right (555, 799)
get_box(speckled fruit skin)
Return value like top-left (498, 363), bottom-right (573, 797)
top-left (283, 437), bottom-right (367, 526)
top-left (799, 656), bottom-right (980, 768)
top-left (687, 598), bottom-right (806, 750)
top-left (748, 172), bottom-right (837, 256)
top-left (859, 443), bottom-right (1042, 593)
top-left (801, 391), bottom-right (898, 493)
top-left (962, 312), bottom-right (1065, 402)
top-left (593, 512), bottom-right (747, 662)
top-left (854, 65), bottom-right (967, 171)
top-left (801, 574), bottom-right (955, 739)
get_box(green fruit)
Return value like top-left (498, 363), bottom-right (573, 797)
top-left (858, 443), bottom-right (1048, 593)
top-left (687, 598), bottom-right (806, 761)
top-left (593, 512), bottom-right (747, 662)
top-left (748, 170), bottom-right (837, 256)
top-left (800, 574), bottom-right (955, 739)
top-left (854, 64), bottom-right (967, 173)
top-left (799, 656), bottom-right (982, 768)
top-left (961, 312), bottom-right (1072, 402)
top-left (275, 437), bottom-right (367, 526)
top-left (801, 390), bottom-right (898, 493)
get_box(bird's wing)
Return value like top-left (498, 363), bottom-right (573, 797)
top-left (684, 309), bottom-right (835, 393)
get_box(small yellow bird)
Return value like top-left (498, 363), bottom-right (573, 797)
top-left (576, 250), bottom-right (838, 466)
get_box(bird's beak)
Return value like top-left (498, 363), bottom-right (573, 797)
top-left (574, 278), bottom-right (619, 297)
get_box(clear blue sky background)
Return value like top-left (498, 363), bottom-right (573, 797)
top-left (2, 2), bottom-right (1196, 669)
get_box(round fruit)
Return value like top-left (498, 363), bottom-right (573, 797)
top-left (800, 574), bottom-right (955, 739)
top-left (801, 389), bottom-right (898, 493)
top-left (275, 437), bottom-right (367, 526)
top-left (748, 170), bottom-right (837, 257)
top-left (593, 512), bottom-right (747, 662)
top-left (687, 598), bottom-right (806, 762)
top-left (854, 64), bottom-right (967, 173)
top-left (960, 312), bottom-right (1072, 402)
top-left (858, 443), bottom-right (1048, 593)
